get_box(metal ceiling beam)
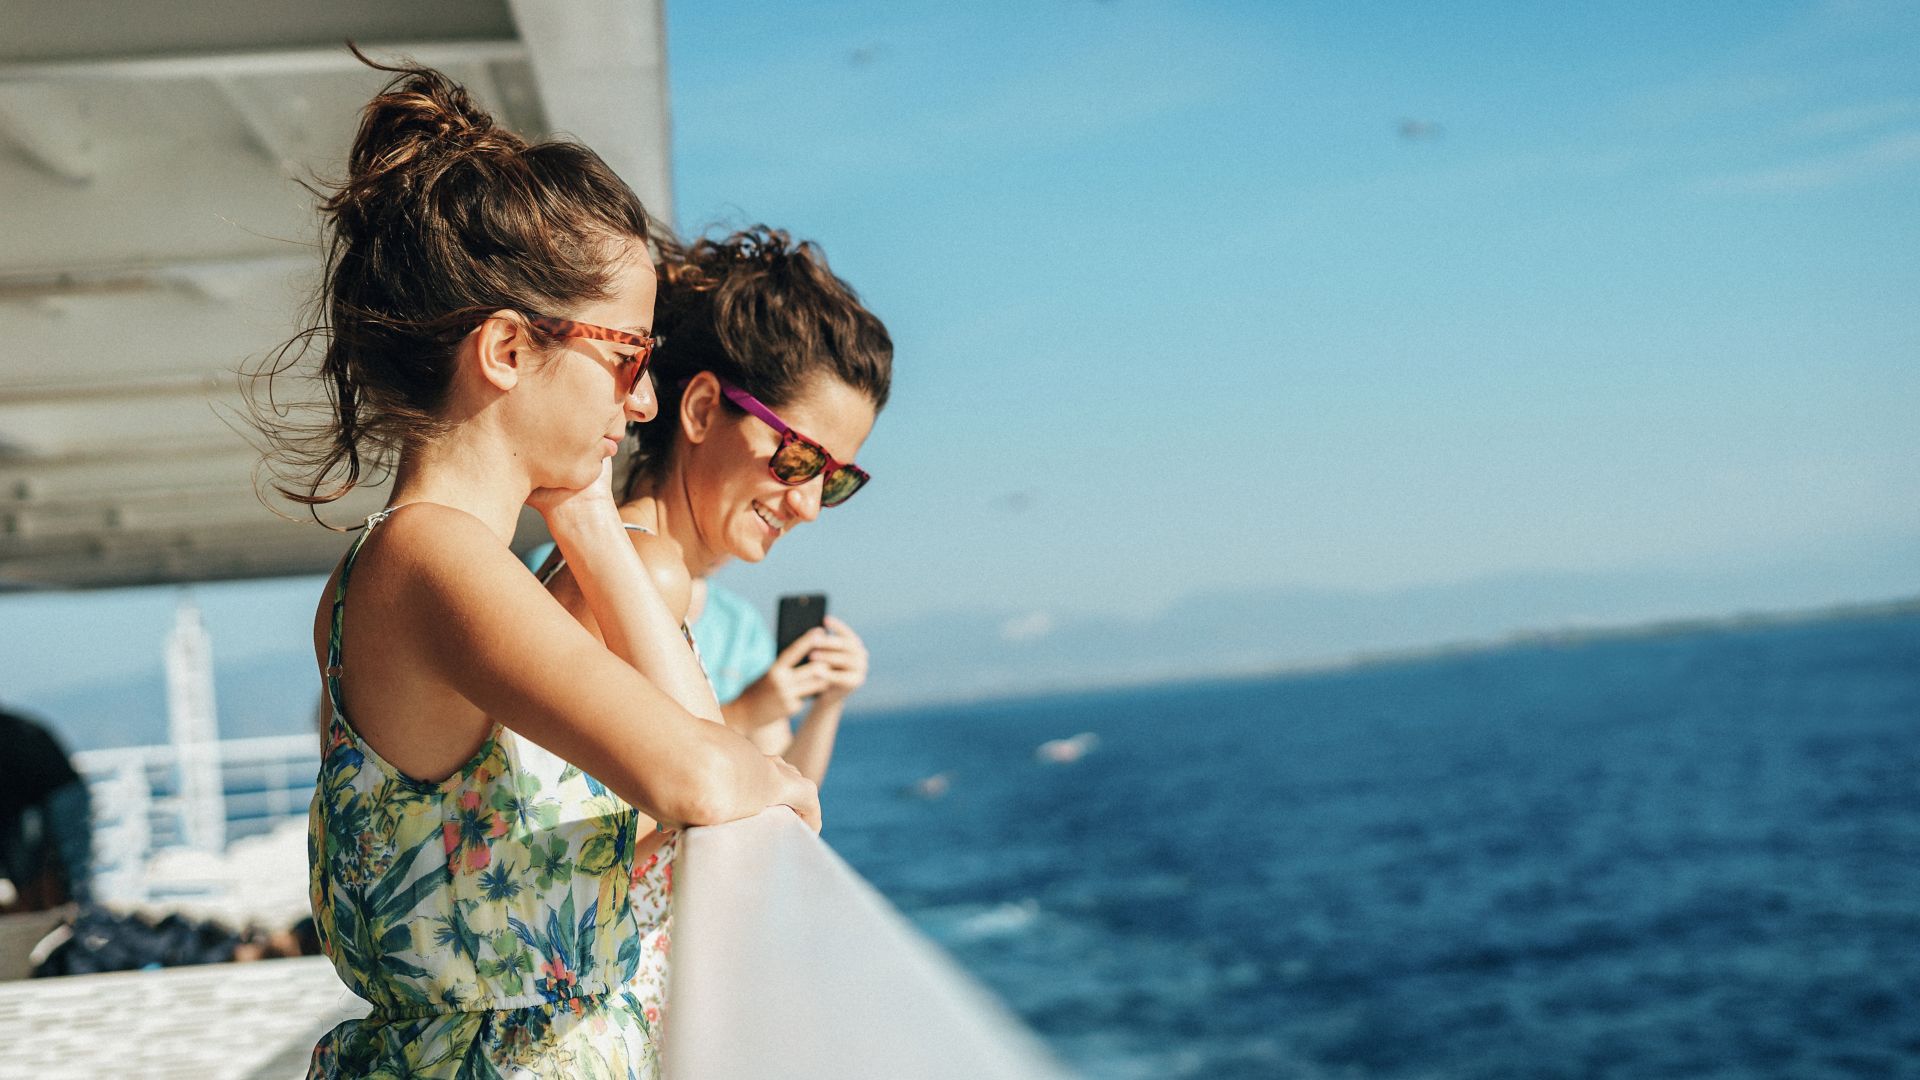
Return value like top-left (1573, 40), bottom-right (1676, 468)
top-left (212, 76), bottom-right (302, 175)
top-left (0, 373), bottom-right (244, 406)
top-left (0, 253), bottom-right (312, 305)
top-left (0, 487), bottom-right (384, 549)
top-left (0, 41), bottom-right (527, 84)
top-left (506, 0), bottom-right (674, 224)
top-left (0, 83), bottom-right (97, 183)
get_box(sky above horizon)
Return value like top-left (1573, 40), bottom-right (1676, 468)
top-left (662, 0), bottom-right (1919, 623)
top-left (2, 1), bottom-right (1916, 723)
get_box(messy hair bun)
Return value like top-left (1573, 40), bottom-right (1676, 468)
top-left (253, 46), bottom-right (653, 510)
top-left (622, 226), bottom-right (892, 498)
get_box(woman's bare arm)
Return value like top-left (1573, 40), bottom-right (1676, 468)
top-left (378, 506), bottom-right (817, 829)
top-left (784, 698), bottom-right (845, 785)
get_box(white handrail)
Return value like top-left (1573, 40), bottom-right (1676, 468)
top-left (665, 809), bottom-right (1072, 1080)
top-left (71, 735), bottom-right (321, 905)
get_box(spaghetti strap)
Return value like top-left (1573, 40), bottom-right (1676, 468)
top-left (532, 521), bottom-right (695, 649)
top-left (535, 521), bottom-right (655, 585)
top-left (322, 503), bottom-right (418, 716)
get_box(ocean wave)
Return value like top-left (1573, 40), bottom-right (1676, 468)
top-left (914, 898), bottom-right (1044, 943)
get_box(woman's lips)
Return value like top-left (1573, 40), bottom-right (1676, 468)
top-left (601, 436), bottom-right (621, 456)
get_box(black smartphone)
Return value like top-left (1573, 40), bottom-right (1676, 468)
top-left (776, 593), bottom-right (828, 656)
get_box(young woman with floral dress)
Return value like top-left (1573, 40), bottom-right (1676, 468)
top-left (264, 56), bottom-right (819, 1079)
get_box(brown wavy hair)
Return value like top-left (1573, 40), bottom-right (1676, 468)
top-left (621, 227), bottom-right (892, 499)
top-left (251, 46), bottom-right (653, 511)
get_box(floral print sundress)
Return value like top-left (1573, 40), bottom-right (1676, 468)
top-left (309, 507), bottom-right (678, 1079)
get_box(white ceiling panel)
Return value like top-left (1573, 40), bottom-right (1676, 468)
top-left (0, 0), bottom-right (673, 589)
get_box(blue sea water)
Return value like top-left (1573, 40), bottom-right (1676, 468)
top-left (822, 613), bottom-right (1920, 1079)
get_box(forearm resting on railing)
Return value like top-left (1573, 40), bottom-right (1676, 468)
top-left (658, 723), bottom-right (814, 828)
top-left (531, 676), bottom-right (811, 830)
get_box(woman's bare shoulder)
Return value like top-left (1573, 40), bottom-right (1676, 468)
top-left (626, 529), bottom-right (694, 623)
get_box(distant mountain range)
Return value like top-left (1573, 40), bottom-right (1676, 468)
top-left (29, 548), bottom-right (1920, 749)
top-left (848, 549), bottom-right (1920, 707)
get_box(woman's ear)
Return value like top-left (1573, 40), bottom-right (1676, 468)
top-left (470, 310), bottom-right (529, 393)
top-left (680, 370), bottom-right (724, 446)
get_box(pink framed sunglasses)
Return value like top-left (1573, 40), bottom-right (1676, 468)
top-left (719, 380), bottom-right (871, 507)
top-left (528, 316), bottom-right (661, 398)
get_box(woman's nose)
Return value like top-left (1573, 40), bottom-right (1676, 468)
top-left (625, 370), bottom-right (659, 423)
top-left (784, 477), bottom-right (823, 523)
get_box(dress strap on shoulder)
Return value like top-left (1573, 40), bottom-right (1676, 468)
top-left (536, 519), bottom-right (693, 649)
top-left (536, 521), bottom-right (657, 584)
top-left (324, 504), bottom-right (417, 711)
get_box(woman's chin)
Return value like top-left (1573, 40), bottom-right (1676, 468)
top-left (733, 532), bottom-right (772, 563)
top-left (575, 458), bottom-right (610, 487)
top-left (541, 465), bottom-right (601, 494)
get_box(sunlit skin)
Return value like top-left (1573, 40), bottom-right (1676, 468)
top-left (309, 247), bottom-right (821, 846)
top-left (546, 371), bottom-right (879, 780)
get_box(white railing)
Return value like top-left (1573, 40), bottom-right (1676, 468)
top-left (666, 809), bottom-right (1072, 1080)
top-left (71, 734), bottom-right (319, 905)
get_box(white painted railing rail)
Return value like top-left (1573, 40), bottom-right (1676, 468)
top-left (72, 734), bottom-right (320, 904)
top-left (0, 802), bottom-right (1071, 1077)
top-left (666, 808), bottom-right (1073, 1080)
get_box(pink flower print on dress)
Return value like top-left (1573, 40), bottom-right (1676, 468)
top-left (630, 851), bottom-right (658, 889)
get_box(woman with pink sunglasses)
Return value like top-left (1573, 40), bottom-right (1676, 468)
top-left (540, 227), bottom-right (892, 784)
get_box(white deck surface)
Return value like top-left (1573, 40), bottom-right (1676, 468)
top-left (0, 956), bottom-right (365, 1079)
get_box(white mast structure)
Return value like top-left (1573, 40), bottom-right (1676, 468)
top-left (166, 595), bottom-right (225, 852)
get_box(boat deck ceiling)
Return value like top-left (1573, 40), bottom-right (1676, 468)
top-left (0, 0), bottom-right (672, 590)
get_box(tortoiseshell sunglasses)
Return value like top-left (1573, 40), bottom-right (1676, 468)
top-left (528, 316), bottom-right (661, 399)
top-left (719, 380), bottom-right (871, 507)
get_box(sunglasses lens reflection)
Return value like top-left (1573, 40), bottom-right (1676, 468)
top-left (771, 441), bottom-right (826, 484)
top-left (821, 470), bottom-right (861, 506)
top-left (764, 427), bottom-right (864, 506)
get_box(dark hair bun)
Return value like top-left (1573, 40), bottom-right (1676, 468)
top-left (327, 47), bottom-right (525, 239)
